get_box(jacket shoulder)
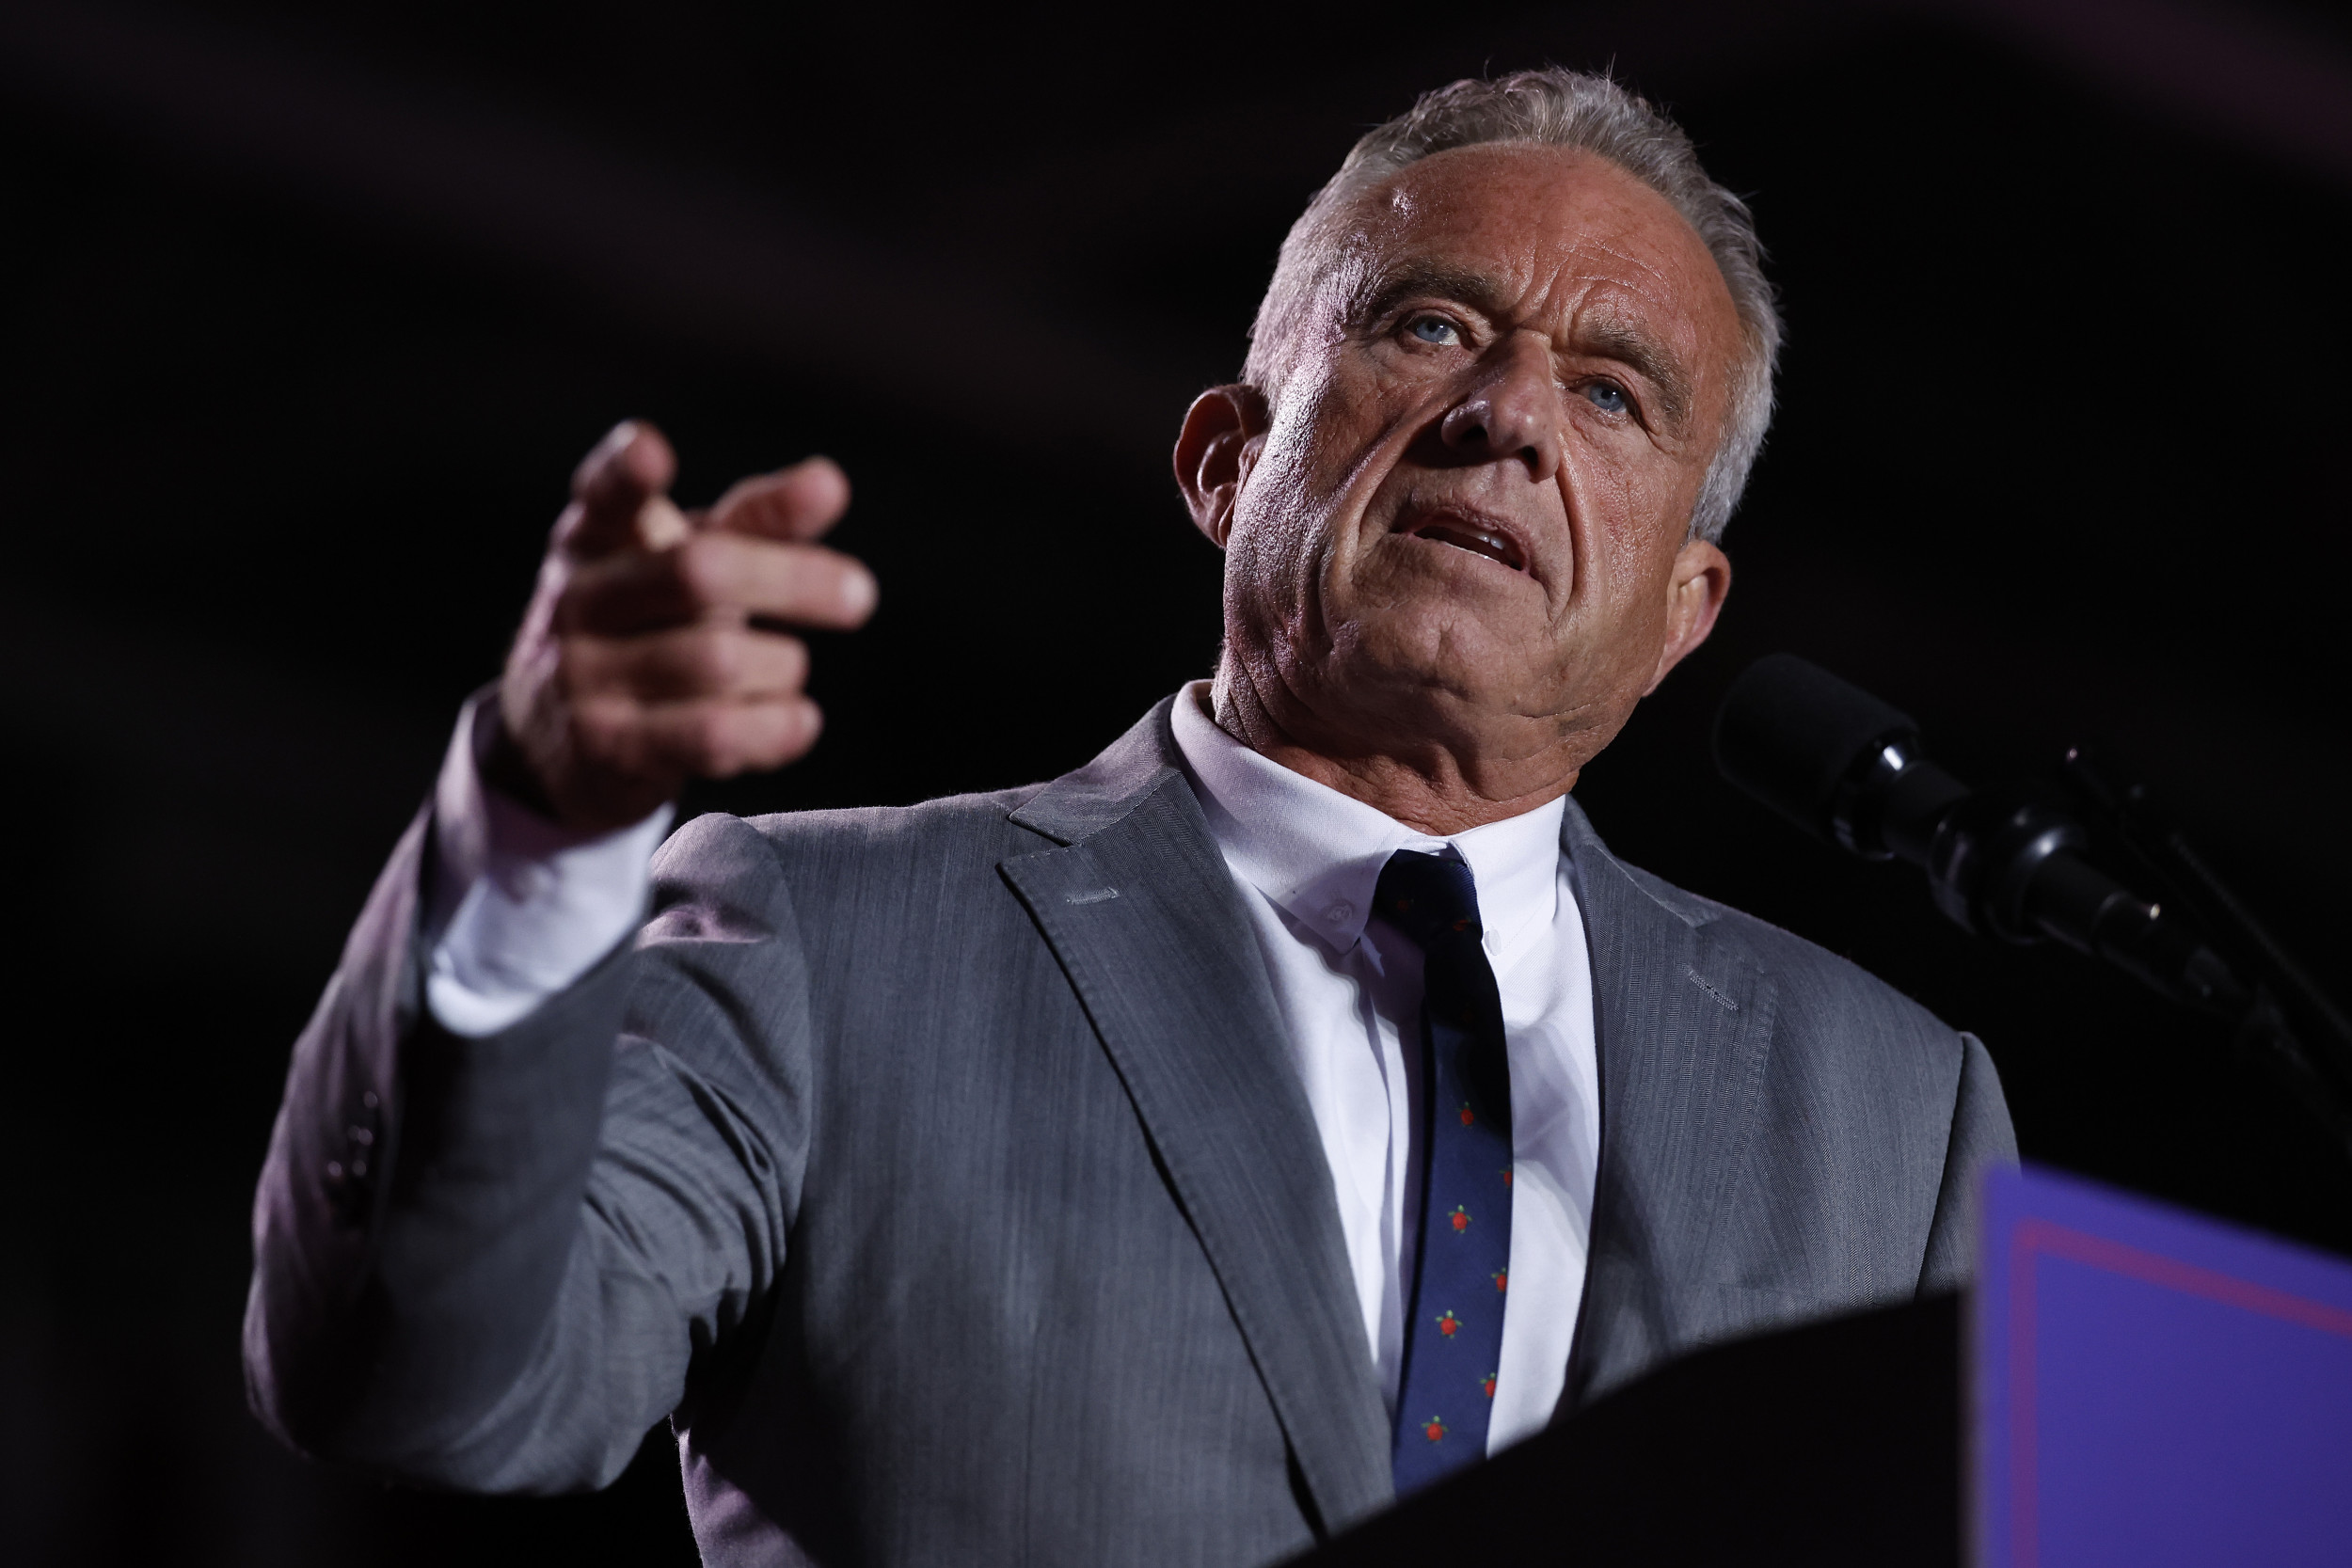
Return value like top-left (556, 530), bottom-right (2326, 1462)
top-left (654, 783), bottom-right (1052, 873)
top-left (751, 783), bottom-right (1049, 847)
top-left (1612, 859), bottom-right (1960, 1047)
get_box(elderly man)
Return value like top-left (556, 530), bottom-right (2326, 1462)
top-left (246, 69), bottom-right (2012, 1566)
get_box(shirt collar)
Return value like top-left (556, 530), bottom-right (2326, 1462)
top-left (1168, 681), bottom-right (1565, 957)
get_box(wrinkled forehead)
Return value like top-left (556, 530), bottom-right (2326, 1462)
top-left (1342, 143), bottom-right (1740, 356)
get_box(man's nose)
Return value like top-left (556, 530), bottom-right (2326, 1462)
top-left (1438, 336), bottom-right (1562, 483)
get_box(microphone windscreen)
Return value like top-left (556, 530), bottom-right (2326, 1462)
top-left (1712, 654), bottom-right (1919, 843)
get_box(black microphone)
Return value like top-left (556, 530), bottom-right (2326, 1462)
top-left (1711, 654), bottom-right (2246, 1019)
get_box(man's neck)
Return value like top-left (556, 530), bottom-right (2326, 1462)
top-left (1206, 665), bottom-right (1581, 836)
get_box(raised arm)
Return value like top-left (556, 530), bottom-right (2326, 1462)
top-left (243, 422), bottom-right (872, 1489)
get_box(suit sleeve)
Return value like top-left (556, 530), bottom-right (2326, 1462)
top-left (243, 807), bottom-right (813, 1493)
top-left (1916, 1031), bottom-right (2019, 1293)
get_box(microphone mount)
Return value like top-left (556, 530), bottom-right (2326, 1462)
top-left (1713, 654), bottom-right (2352, 1158)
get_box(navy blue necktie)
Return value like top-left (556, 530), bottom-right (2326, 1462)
top-left (1375, 849), bottom-right (1513, 1497)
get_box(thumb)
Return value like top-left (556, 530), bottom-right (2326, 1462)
top-left (556, 420), bottom-right (678, 559)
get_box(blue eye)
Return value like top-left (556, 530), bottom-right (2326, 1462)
top-left (1408, 316), bottom-right (1460, 346)
top-left (1584, 382), bottom-right (1629, 415)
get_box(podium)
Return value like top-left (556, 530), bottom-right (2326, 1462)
top-left (1300, 1165), bottom-right (2352, 1567)
top-left (1975, 1166), bottom-right (2352, 1566)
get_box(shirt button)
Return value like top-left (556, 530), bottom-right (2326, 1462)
top-left (1325, 902), bottom-right (1354, 925)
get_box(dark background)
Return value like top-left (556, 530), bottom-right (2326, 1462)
top-left (4, 1), bottom-right (2349, 1562)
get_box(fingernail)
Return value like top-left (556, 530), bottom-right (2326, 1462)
top-left (637, 495), bottom-right (692, 550)
top-left (842, 568), bottom-right (878, 617)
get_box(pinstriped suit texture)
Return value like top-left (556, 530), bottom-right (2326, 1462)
top-left (245, 697), bottom-right (2013, 1566)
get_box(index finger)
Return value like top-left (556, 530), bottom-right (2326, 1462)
top-left (561, 532), bottom-right (878, 636)
top-left (707, 456), bottom-right (850, 543)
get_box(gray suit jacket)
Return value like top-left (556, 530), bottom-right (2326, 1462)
top-left (245, 698), bottom-right (2014, 1566)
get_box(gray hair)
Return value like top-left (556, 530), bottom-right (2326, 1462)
top-left (1244, 69), bottom-right (1782, 545)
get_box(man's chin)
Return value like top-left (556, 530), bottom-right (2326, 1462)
top-left (1303, 644), bottom-right (1554, 738)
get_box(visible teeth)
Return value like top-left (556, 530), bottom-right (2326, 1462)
top-left (1415, 522), bottom-right (1521, 569)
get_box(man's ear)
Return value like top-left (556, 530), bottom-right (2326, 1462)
top-left (1644, 537), bottom-right (1732, 695)
top-left (1174, 384), bottom-right (1269, 548)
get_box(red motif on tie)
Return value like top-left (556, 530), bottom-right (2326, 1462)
top-left (1378, 848), bottom-right (1512, 1497)
top-left (1491, 1268), bottom-right (1508, 1293)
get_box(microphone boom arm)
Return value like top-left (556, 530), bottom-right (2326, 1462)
top-left (1714, 655), bottom-right (2352, 1161)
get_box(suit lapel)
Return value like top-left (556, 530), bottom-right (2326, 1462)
top-left (1558, 800), bottom-right (1780, 1413)
top-left (1002, 703), bottom-right (1393, 1533)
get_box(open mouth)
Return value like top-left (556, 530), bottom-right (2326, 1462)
top-left (1403, 515), bottom-right (1529, 573)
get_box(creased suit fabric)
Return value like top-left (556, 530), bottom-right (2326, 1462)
top-left (244, 698), bottom-right (2015, 1567)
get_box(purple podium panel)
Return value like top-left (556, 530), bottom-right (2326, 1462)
top-left (1975, 1164), bottom-right (2352, 1568)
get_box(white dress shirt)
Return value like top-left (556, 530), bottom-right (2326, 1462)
top-left (421, 698), bottom-right (672, 1037)
top-left (426, 684), bottom-right (1600, 1455)
top-left (1166, 683), bottom-right (1599, 1453)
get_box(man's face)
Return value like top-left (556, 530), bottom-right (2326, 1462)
top-left (1216, 142), bottom-right (1746, 780)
